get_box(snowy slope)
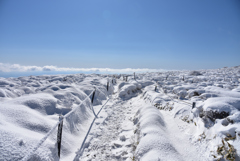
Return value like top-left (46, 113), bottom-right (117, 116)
top-left (0, 65), bottom-right (240, 161)
top-left (0, 74), bottom-right (114, 160)
top-left (138, 66), bottom-right (240, 161)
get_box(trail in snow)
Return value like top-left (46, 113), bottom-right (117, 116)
top-left (74, 83), bottom-right (211, 161)
top-left (74, 87), bottom-right (141, 161)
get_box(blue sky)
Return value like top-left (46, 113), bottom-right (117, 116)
top-left (0, 0), bottom-right (240, 71)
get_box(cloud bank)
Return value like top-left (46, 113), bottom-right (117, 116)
top-left (0, 63), bottom-right (167, 74)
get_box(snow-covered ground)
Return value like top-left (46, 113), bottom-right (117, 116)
top-left (0, 66), bottom-right (240, 161)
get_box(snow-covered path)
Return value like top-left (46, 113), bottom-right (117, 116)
top-left (74, 87), bottom-right (142, 161)
top-left (73, 84), bottom-right (211, 161)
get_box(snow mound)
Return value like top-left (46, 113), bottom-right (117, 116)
top-left (118, 82), bottom-right (141, 98)
top-left (0, 73), bottom-right (112, 160)
top-left (0, 78), bottom-right (15, 86)
top-left (138, 80), bottom-right (154, 88)
top-left (11, 93), bottom-right (58, 115)
top-left (134, 105), bottom-right (183, 161)
top-left (201, 97), bottom-right (240, 114)
top-left (189, 71), bottom-right (202, 76)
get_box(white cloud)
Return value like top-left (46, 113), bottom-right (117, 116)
top-left (0, 63), bottom-right (167, 74)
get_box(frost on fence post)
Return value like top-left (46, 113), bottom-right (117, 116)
top-left (192, 102), bottom-right (196, 109)
top-left (163, 88), bottom-right (167, 94)
top-left (57, 115), bottom-right (64, 158)
top-left (91, 89), bottom-right (96, 104)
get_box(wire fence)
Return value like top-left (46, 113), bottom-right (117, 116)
top-left (20, 80), bottom-right (113, 161)
top-left (19, 73), bottom-right (218, 160)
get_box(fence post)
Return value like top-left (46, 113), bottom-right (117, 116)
top-left (192, 102), bottom-right (196, 109)
top-left (134, 72), bottom-right (135, 80)
top-left (164, 87), bottom-right (167, 94)
top-left (155, 85), bottom-right (157, 91)
top-left (57, 115), bottom-right (64, 158)
top-left (166, 75), bottom-right (168, 80)
top-left (126, 76), bottom-right (128, 82)
top-left (107, 81), bottom-right (109, 91)
top-left (91, 89), bottom-right (96, 104)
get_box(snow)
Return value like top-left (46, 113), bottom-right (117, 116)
top-left (134, 105), bottom-right (183, 161)
top-left (0, 65), bottom-right (240, 161)
top-left (0, 74), bottom-right (111, 160)
top-left (201, 97), bottom-right (240, 113)
top-left (118, 81), bottom-right (141, 98)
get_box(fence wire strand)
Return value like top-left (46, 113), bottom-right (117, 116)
top-left (21, 89), bottom-right (97, 161)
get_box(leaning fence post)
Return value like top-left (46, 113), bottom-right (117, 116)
top-left (192, 102), bottom-right (196, 109)
top-left (91, 89), bottom-right (96, 104)
top-left (57, 115), bottom-right (64, 158)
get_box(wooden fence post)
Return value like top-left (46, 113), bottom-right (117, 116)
top-left (91, 89), bottom-right (96, 104)
top-left (163, 87), bottom-right (166, 94)
top-left (192, 102), bottom-right (196, 109)
top-left (57, 115), bottom-right (64, 158)
top-left (107, 81), bottom-right (109, 91)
